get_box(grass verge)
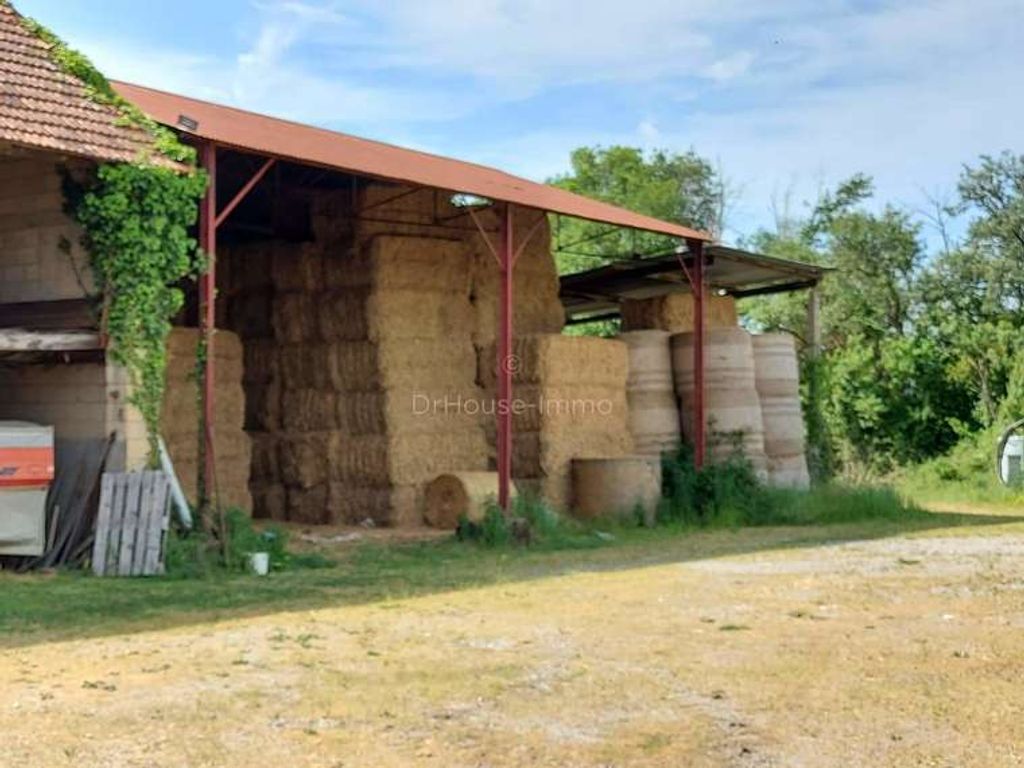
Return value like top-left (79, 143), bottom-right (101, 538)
top-left (1, 496), bottom-right (1015, 648)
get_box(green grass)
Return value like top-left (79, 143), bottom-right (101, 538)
top-left (894, 428), bottom-right (1024, 510)
top-left (1, 488), bottom-right (1016, 648)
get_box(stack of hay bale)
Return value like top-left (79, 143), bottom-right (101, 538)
top-left (161, 327), bottom-right (252, 511)
top-left (323, 233), bottom-right (489, 525)
top-left (483, 334), bottom-right (633, 511)
top-left (752, 333), bottom-right (810, 488)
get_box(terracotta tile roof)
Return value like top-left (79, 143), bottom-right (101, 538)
top-left (0, 2), bottom-right (164, 164)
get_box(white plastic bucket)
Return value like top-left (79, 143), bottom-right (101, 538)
top-left (248, 552), bottom-right (270, 576)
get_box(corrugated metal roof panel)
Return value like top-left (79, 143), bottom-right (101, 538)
top-left (112, 80), bottom-right (711, 242)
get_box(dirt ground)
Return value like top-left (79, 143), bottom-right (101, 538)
top-left (3, 513), bottom-right (1024, 767)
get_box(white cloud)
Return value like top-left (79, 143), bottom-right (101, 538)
top-left (47, 0), bottom-right (1024, 247)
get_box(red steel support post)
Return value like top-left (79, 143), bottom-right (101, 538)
top-left (198, 142), bottom-right (217, 504)
top-left (688, 238), bottom-right (706, 469)
top-left (497, 204), bottom-right (514, 509)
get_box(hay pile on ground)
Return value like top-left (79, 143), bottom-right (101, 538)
top-left (161, 328), bottom-right (252, 511)
top-left (621, 293), bottom-right (737, 332)
top-left (482, 334), bottom-right (633, 512)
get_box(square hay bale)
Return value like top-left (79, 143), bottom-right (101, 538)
top-left (328, 433), bottom-right (390, 485)
top-left (287, 484), bottom-right (330, 524)
top-left (279, 432), bottom-right (331, 489)
top-left (252, 483), bottom-right (287, 520)
top-left (243, 339), bottom-right (281, 385)
top-left (271, 244), bottom-right (325, 293)
top-left (281, 388), bottom-right (338, 432)
top-left (318, 289), bottom-right (371, 341)
top-left (272, 293), bottom-right (320, 343)
top-left (387, 429), bottom-right (488, 485)
top-left (227, 291), bottom-right (273, 339)
top-left (245, 381), bottom-right (282, 431)
top-left (327, 341), bottom-right (379, 390)
top-left (278, 344), bottom-right (332, 390)
top-left (621, 293), bottom-right (738, 332)
top-left (250, 432), bottom-right (279, 484)
top-left (366, 289), bottom-right (474, 343)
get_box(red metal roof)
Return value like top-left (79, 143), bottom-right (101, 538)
top-left (0, 4), bottom-right (171, 165)
top-left (112, 81), bottom-right (710, 242)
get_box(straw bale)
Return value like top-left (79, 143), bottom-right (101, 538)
top-left (322, 245), bottom-right (366, 290)
top-left (423, 471), bottom-right (508, 528)
top-left (371, 235), bottom-right (472, 293)
top-left (221, 244), bottom-right (273, 293)
top-left (282, 388), bottom-right (337, 432)
top-left (228, 291), bottom-right (273, 339)
top-left (328, 434), bottom-right (390, 484)
top-left (389, 429), bottom-right (488, 485)
top-left (326, 483), bottom-right (421, 527)
top-left (242, 340), bottom-right (280, 385)
top-left (251, 483), bottom-right (287, 520)
top-left (287, 484), bottom-right (330, 524)
top-left (271, 244), bottom-right (325, 293)
top-left (250, 432), bottom-right (279, 483)
top-left (336, 391), bottom-right (388, 435)
top-left (326, 483), bottom-right (391, 524)
top-left (377, 340), bottom-right (477, 389)
top-left (279, 432), bottom-right (331, 489)
top-left (387, 386), bottom-right (487, 434)
top-left (621, 293), bottom-right (738, 332)
top-left (480, 335), bottom-right (628, 388)
top-left (366, 289), bottom-right (474, 342)
top-left (318, 289), bottom-right (371, 341)
top-left (272, 292), bottom-right (320, 343)
top-left (326, 341), bottom-right (379, 390)
top-left (278, 344), bottom-right (332, 390)
top-left (245, 381), bottom-right (282, 431)
top-left (310, 191), bottom-right (356, 245)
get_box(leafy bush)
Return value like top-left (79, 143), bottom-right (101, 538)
top-left (457, 494), bottom-right (574, 548)
top-left (660, 444), bottom-right (924, 528)
top-left (659, 444), bottom-right (765, 527)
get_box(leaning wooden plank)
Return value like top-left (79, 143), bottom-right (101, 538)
top-left (117, 473), bottom-right (143, 577)
top-left (92, 474), bottom-right (115, 576)
top-left (106, 473), bottom-right (126, 576)
top-left (143, 474), bottom-right (170, 576)
top-left (132, 472), bottom-right (157, 576)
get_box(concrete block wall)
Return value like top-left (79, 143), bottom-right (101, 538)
top-left (0, 151), bottom-right (94, 304)
top-left (0, 360), bottom-right (144, 472)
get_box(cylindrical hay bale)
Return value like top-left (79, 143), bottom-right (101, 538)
top-left (423, 471), bottom-right (514, 529)
top-left (671, 327), bottom-right (767, 472)
top-left (752, 333), bottom-right (810, 489)
top-left (751, 333), bottom-right (801, 397)
top-left (619, 331), bottom-right (680, 455)
top-left (572, 457), bottom-right (662, 523)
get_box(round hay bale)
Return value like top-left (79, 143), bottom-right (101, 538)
top-left (671, 327), bottom-right (767, 473)
top-left (571, 456), bottom-right (661, 524)
top-left (618, 330), bottom-right (680, 455)
top-left (423, 471), bottom-right (509, 529)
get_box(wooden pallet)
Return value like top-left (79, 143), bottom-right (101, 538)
top-left (91, 471), bottom-right (171, 577)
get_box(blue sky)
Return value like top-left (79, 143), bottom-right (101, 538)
top-left (17, 0), bottom-right (1024, 246)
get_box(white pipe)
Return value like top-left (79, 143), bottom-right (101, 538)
top-left (158, 436), bottom-right (193, 529)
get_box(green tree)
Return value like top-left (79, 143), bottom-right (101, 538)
top-left (548, 146), bottom-right (725, 274)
